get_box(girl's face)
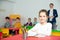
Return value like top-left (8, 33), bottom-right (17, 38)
top-left (39, 12), bottom-right (48, 23)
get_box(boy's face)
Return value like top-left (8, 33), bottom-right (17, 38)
top-left (16, 19), bottom-right (20, 22)
top-left (5, 19), bottom-right (10, 22)
top-left (28, 19), bottom-right (31, 22)
top-left (39, 12), bottom-right (48, 23)
top-left (34, 18), bottom-right (37, 22)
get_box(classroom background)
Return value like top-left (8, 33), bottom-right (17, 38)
top-left (0, 0), bottom-right (60, 30)
top-left (0, 0), bottom-right (60, 40)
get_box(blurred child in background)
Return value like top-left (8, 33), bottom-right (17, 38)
top-left (4, 17), bottom-right (11, 28)
top-left (9, 17), bottom-right (22, 35)
top-left (14, 17), bottom-right (22, 28)
top-left (33, 17), bottom-right (38, 26)
top-left (24, 18), bottom-right (32, 26)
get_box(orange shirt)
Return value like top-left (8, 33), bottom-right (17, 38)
top-left (14, 22), bottom-right (22, 28)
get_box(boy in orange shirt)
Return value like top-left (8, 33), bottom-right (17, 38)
top-left (13, 17), bottom-right (22, 34)
top-left (14, 17), bottom-right (22, 28)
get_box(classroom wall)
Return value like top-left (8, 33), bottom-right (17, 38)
top-left (0, 0), bottom-right (60, 30)
top-left (0, 0), bottom-right (14, 27)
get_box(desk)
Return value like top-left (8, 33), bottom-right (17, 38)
top-left (2, 34), bottom-right (60, 40)
top-left (9, 28), bottom-right (19, 35)
top-left (0, 28), bottom-right (22, 35)
top-left (1, 28), bottom-right (60, 36)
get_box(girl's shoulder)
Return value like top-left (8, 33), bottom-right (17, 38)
top-left (35, 22), bottom-right (52, 27)
top-left (47, 23), bottom-right (52, 25)
top-left (47, 23), bottom-right (52, 27)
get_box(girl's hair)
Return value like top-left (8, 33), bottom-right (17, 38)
top-left (39, 9), bottom-right (48, 17)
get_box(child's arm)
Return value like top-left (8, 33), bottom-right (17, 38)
top-left (27, 24), bottom-right (38, 36)
top-left (24, 23), bottom-right (28, 26)
top-left (35, 23), bottom-right (52, 37)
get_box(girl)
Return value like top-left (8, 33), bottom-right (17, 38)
top-left (28, 9), bottom-right (52, 37)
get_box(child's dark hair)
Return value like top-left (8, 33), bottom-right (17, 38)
top-left (28, 18), bottom-right (31, 20)
top-left (5, 17), bottom-right (10, 20)
top-left (34, 17), bottom-right (37, 19)
top-left (16, 17), bottom-right (20, 20)
top-left (39, 9), bottom-right (48, 17)
top-left (49, 3), bottom-right (54, 6)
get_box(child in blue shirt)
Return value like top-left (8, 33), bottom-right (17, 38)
top-left (33, 17), bottom-right (38, 26)
top-left (4, 17), bottom-right (11, 28)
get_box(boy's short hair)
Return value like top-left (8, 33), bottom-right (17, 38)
top-left (5, 17), bottom-right (10, 20)
top-left (49, 3), bottom-right (54, 6)
top-left (39, 9), bottom-right (48, 17)
top-left (28, 18), bottom-right (31, 20)
top-left (16, 17), bottom-right (20, 20)
top-left (34, 17), bottom-right (37, 19)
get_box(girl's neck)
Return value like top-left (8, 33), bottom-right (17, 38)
top-left (40, 22), bottom-right (47, 25)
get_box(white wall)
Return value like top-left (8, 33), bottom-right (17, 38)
top-left (0, 0), bottom-right (60, 30)
top-left (0, 0), bottom-right (14, 26)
